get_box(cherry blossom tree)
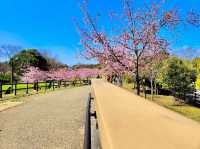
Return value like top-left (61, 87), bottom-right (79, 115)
top-left (65, 70), bottom-right (76, 80)
top-left (142, 50), bottom-right (169, 99)
top-left (21, 66), bottom-right (47, 83)
top-left (47, 68), bottom-right (69, 81)
top-left (77, 0), bottom-right (200, 95)
top-left (76, 68), bottom-right (100, 79)
top-left (21, 66), bottom-right (101, 83)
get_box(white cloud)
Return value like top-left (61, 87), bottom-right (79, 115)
top-left (172, 45), bottom-right (200, 59)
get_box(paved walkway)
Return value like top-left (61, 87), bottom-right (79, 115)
top-left (92, 79), bottom-right (200, 149)
top-left (0, 86), bottom-right (90, 149)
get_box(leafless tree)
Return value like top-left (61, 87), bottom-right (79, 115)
top-left (0, 44), bottom-right (21, 84)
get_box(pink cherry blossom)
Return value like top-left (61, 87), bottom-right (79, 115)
top-left (21, 66), bottom-right (101, 83)
top-left (77, 0), bottom-right (199, 94)
top-left (21, 66), bottom-right (47, 82)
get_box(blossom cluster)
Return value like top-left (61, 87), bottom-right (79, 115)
top-left (78, 0), bottom-right (200, 78)
top-left (21, 66), bottom-right (100, 83)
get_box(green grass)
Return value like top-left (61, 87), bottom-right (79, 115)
top-left (122, 81), bottom-right (135, 91)
top-left (1, 84), bottom-right (49, 101)
top-left (1, 81), bottom-right (85, 101)
top-left (2, 82), bottom-right (48, 91)
top-left (122, 82), bottom-right (200, 123)
top-left (152, 95), bottom-right (200, 122)
top-left (168, 105), bottom-right (200, 122)
top-left (0, 85), bottom-right (59, 104)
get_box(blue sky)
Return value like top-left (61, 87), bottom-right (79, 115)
top-left (0, 0), bottom-right (199, 65)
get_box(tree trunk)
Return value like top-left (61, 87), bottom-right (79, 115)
top-left (11, 61), bottom-right (14, 93)
top-left (150, 76), bottom-right (154, 100)
top-left (119, 76), bottom-right (123, 87)
top-left (154, 81), bottom-right (157, 95)
top-left (136, 57), bottom-right (140, 95)
top-left (143, 85), bottom-right (146, 99)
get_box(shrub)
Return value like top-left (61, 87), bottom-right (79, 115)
top-left (0, 72), bottom-right (11, 83)
top-left (196, 74), bottom-right (200, 90)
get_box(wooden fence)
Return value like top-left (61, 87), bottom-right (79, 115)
top-left (0, 79), bottom-right (91, 99)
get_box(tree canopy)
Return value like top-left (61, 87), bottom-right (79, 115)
top-left (77, 0), bottom-right (200, 95)
top-left (156, 56), bottom-right (196, 96)
top-left (10, 49), bottom-right (49, 75)
top-left (192, 57), bottom-right (200, 73)
top-left (196, 74), bottom-right (200, 90)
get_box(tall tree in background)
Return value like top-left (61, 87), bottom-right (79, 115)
top-left (196, 74), bottom-right (200, 90)
top-left (143, 50), bottom-right (169, 99)
top-left (192, 57), bottom-right (200, 73)
top-left (10, 49), bottom-right (49, 76)
top-left (41, 52), bottom-right (68, 69)
top-left (0, 62), bottom-right (11, 83)
top-left (156, 57), bottom-right (196, 99)
top-left (0, 44), bottom-right (21, 84)
top-left (77, 0), bottom-right (200, 95)
top-left (192, 57), bottom-right (200, 90)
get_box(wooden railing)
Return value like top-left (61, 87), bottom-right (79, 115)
top-left (91, 79), bottom-right (200, 149)
top-left (84, 93), bottom-right (93, 149)
top-left (0, 79), bottom-right (91, 99)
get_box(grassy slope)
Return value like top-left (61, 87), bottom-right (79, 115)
top-left (152, 95), bottom-right (200, 122)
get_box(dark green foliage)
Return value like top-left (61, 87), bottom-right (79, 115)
top-left (10, 49), bottom-right (49, 75)
top-left (157, 56), bottom-right (196, 98)
top-left (0, 62), bottom-right (11, 83)
top-left (192, 57), bottom-right (200, 73)
top-left (46, 57), bottom-right (68, 69)
top-left (0, 72), bottom-right (11, 83)
top-left (72, 64), bottom-right (101, 69)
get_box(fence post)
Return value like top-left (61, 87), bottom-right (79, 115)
top-left (84, 93), bottom-right (92, 149)
top-left (0, 80), bottom-right (2, 98)
top-left (58, 80), bottom-right (61, 88)
top-left (45, 81), bottom-right (47, 91)
top-left (26, 82), bottom-right (29, 94)
top-left (14, 80), bottom-right (17, 96)
top-left (53, 80), bottom-right (55, 90)
top-left (36, 81), bottom-right (39, 92)
top-left (11, 80), bottom-right (13, 93)
top-left (65, 81), bottom-right (67, 88)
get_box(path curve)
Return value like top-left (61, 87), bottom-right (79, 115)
top-left (0, 86), bottom-right (90, 149)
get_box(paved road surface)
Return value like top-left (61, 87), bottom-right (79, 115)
top-left (0, 86), bottom-right (90, 149)
top-left (92, 79), bottom-right (200, 149)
